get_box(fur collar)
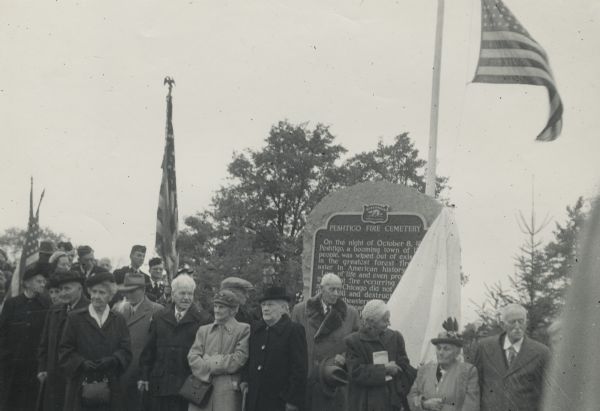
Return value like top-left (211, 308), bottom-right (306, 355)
top-left (306, 294), bottom-right (347, 341)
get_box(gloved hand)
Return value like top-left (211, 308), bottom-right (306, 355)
top-left (95, 356), bottom-right (118, 371)
top-left (82, 360), bottom-right (99, 372)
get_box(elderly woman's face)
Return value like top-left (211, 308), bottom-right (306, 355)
top-left (172, 286), bottom-right (194, 311)
top-left (435, 343), bottom-right (460, 366)
top-left (89, 284), bottom-right (112, 309)
top-left (369, 310), bottom-right (391, 334)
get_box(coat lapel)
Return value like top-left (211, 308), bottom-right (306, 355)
top-left (505, 337), bottom-right (537, 377)
top-left (307, 295), bottom-right (347, 341)
top-left (484, 334), bottom-right (509, 375)
top-left (127, 299), bottom-right (152, 326)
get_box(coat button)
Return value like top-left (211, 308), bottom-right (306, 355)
top-left (261, 345), bottom-right (266, 350)
top-left (257, 365), bottom-right (262, 371)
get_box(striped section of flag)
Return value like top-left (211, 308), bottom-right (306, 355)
top-left (473, 0), bottom-right (563, 141)
top-left (155, 79), bottom-right (179, 281)
top-left (10, 179), bottom-right (44, 296)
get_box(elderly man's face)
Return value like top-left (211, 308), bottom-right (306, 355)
top-left (60, 282), bottom-right (83, 305)
top-left (321, 278), bottom-right (343, 305)
top-left (503, 310), bottom-right (527, 343)
top-left (214, 302), bottom-right (236, 324)
top-left (172, 286), bottom-right (194, 311)
top-left (261, 300), bottom-right (287, 325)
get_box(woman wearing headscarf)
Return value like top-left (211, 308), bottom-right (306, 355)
top-left (59, 271), bottom-right (131, 411)
top-left (187, 289), bottom-right (250, 411)
top-left (344, 299), bottom-right (416, 411)
top-left (408, 318), bottom-right (479, 411)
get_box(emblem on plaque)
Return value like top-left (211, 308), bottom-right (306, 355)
top-left (362, 204), bottom-right (389, 224)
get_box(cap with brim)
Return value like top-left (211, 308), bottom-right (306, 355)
top-left (213, 289), bottom-right (239, 308)
top-left (85, 271), bottom-right (115, 289)
top-left (258, 286), bottom-right (291, 303)
top-left (118, 272), bottom-right (147, 291)
top-left (318, 356), bottom-right (348, 393)
top-left (431, 331), bottom-right (463, 347)
top-left (54, 270), bottom-right (84, 287)
top-left (221, 277), bottom-right (254, 292)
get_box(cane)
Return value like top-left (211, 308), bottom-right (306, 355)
top-left (241, 387), bottom-right (247, 411)
top-left (35, 378), bottom-right (46, 411)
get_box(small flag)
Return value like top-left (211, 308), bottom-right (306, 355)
top-left (473, 0), bottom-right (563, 141)
top-left (10, 178), bottom-right (44, 296)
top-left (155, 77), bottom-right (179, 281)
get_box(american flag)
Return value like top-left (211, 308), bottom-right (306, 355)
top-left (155, 77), bottom-right (179, 281)
top-left (10, 178), bottom-right (44, 296)
top-left (473, 0), bottom-right (563, 141)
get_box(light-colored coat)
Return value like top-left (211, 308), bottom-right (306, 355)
top-left (408, 361), bottom-right (480, 411)
top-left (291, 294), bottom-right (360, 411)
top-left (473, 334), bottom-right (550, 411)
top-left (187, 317), bottom-right (250, 411)
top-left (114, 297), bottom-right (163, 410)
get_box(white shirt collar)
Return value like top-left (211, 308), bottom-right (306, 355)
top-left (88, 304), bottom-right (110, 328)
top-left (503, 335), bottom-right (524, 353)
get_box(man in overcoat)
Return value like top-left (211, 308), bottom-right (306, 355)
top-left (0, 261), bottom-right (51, 411)
top-left (241, 285), bottom-right (308, 411)
top-left (471, 304), bottom-right (550, 411)
top-left (291, 273), bottom-right (360, 411)
top-left (114, 272), bottom-right (162, 411)
top-left (37, 270), bottom-right (89, 411)
top-left (139, 274), bottom-right (212, 411)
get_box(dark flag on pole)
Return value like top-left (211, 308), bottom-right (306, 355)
top-left (10, 178), bottom-right (45, 296)
top-left (473, 0), bottom-right (563, 141)
top-left (155, 77), bottom-right (179, 281)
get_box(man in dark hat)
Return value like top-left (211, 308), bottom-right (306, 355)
top-left (114, 245), bottom-right (148, 284)
top-left (38, 241), bottom-right (55, 264)
top-left (146, 257), bottom-right (166, 303)
top-left (37, 270), bottom-right (88, 411)
top-left (114, 272), bottom-right (162, 411)
top-left (0, 262), bottom-right (51, 410)
top-left (72, 245), bottom-right (103, 280)
top-left (220, 276), bottom-right (261, 325)
top-left (241, 285), bottom-right (308, 411)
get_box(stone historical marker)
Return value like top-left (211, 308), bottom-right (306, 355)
top-left (302, 181), bottom-right (442, 310)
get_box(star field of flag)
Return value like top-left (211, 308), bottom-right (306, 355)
top-left (474, 0), bottom-right (563, 141)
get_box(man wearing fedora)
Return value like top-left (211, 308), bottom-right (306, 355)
top-left (241, 285), bottom-right (308, 411)
top-left (114, 271), bottom-right (163, 411)
top-left (291, 273), bottom-right (359, 411)
top-left (37, 270), bottom-right (89, 411)
top-left (471, 304), bottom-right (550, 411)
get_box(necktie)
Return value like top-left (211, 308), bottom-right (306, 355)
top-left (325, 305), bottom-right (331, 315)
top-left (175, 311), bottom-right (183, 322)
top-left (507, 346), bottom-right (517, 366)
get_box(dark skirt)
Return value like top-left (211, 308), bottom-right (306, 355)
top-left (149, 394), bottom-right (189, 411)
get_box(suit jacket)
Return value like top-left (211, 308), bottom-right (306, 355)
top-left (114, 296), bottom-right (163, 408)
top-left (472, 333), bottom-right (550, 411)
top-left (408, 361), bottom-right (479, 411)
top-left (139, 303), bottom-right (212, 397)
top-left (242, 314), bottom-right (308, 411)
top-left (37, 296), bottom-right (89, 411)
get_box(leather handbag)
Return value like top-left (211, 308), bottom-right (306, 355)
top-left (81, 377), bottom-right (110, 407)
top-left (178, 375), bottom-right (213, 407)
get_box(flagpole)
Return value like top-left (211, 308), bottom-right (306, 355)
top-left (425, 0), bottom-right (445, 197)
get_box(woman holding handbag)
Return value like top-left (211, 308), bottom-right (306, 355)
top-left (59, 271), bottom-right (132, 411)
top-left (186, 289), bottom-right (250, 411)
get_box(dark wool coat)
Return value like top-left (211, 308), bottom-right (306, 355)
top-left (58, 307), bottom-right (132, 411)
top-left (242, 314), bottom-right (308, 411)
top-left (139, 303), bottom-right (212, 411)
top-left (37, 296), bottom-right (89, 411)
top-left (0, 293), bottom-right (50, 411)
top-left (472, 333), bottom-right (550, 411)
top-left (345, 328), bottom-right (416, 411)
top-left (291, 294), bottom-right (360, 411)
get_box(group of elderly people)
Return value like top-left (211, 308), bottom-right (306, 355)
top-left (0, 260), bottom-right (550, 411)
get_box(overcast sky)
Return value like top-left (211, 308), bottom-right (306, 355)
top-left (1, 0), bottom-right (599, 320)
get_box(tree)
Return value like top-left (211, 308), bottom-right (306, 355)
top-left (0, 226), bottom-right (68, 265)
top-left (178, 120), bottom-right (450, 303)
top-left (342, 133), bottom-right (449, 197)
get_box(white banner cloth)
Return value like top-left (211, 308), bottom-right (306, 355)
top-left (387, 207), bottom-right (461, 365)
